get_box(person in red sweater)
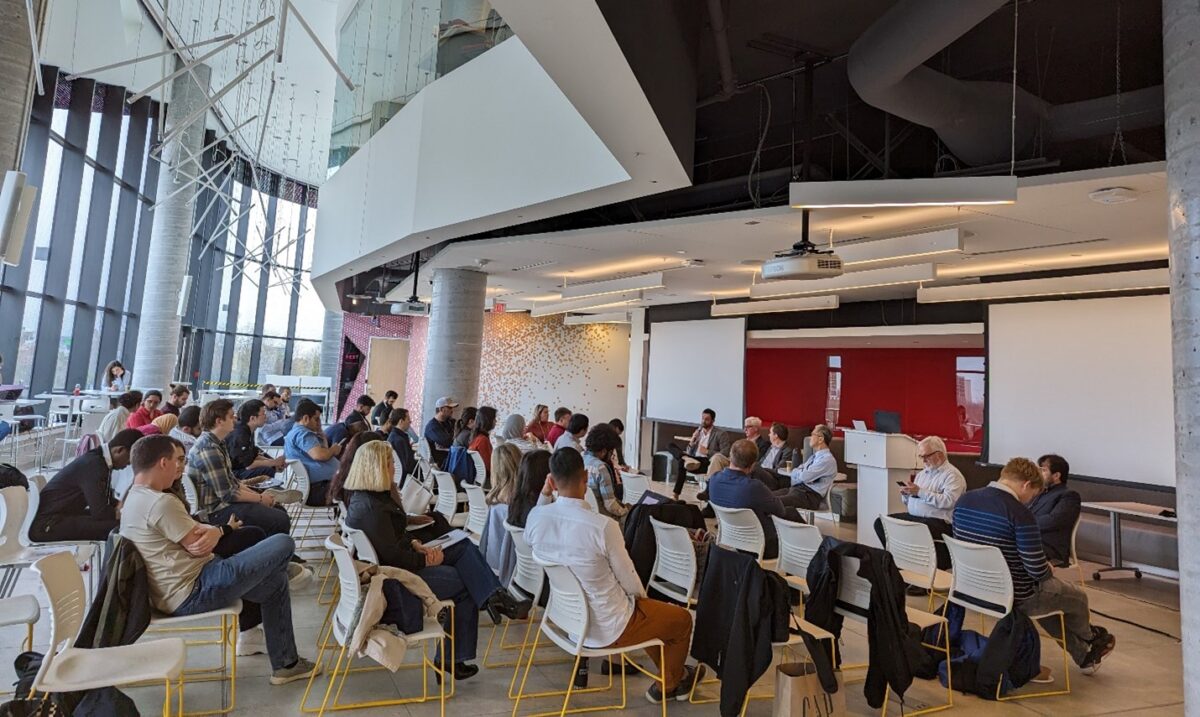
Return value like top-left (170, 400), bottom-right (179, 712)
top-left (524, 404), bottom-right (555, 444)
top-left (126, 389), bottom-right (164, 429)
top-left (468, 406), bottom-right (498, 481)
top-left (545, 407), bottom-right (572, 447)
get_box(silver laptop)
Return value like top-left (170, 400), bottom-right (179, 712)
top-left (852, 419), bottom-right (867, 431)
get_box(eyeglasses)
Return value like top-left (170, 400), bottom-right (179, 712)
top-left (918, 452), bottom-right (940, 459)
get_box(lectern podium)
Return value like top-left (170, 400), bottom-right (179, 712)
top-left (842, 429), bottom-right (922, 547)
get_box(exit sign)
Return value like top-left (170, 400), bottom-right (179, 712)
top-left (493, 302), bottom-right (506, 313)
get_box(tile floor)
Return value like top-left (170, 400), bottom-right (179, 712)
top-left (0, 469), bottom-right (1184, 715)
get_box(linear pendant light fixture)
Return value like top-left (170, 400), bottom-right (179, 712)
top-left (530, 291), bottom-right (642, 318)
top-left (564, 312), bottom-right (632, 325)
top-left (790, 176), bottom-right (1017, 209)
top-left (916, 268), bottom-right (1169, 303)
top-left (750, 263), bottom-right (939, 299)
top-left (711, 294), bottom-right (839, 317)
top-left (560, 271), bottom-right (664, 300)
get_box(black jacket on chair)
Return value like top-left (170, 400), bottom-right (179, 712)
top-left (690, 544), bottom-right (790, 717)
top-left (1027, 483), bottom-right (1081, 566)
top-left (77, 534), bottom-right (150, 649)
top-left (804, 537), bottom-right (936, 709)
top-left (621, 500), bottom-right (705, 589)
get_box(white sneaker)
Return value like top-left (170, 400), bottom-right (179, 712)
top-left (236, 626), bottom-right (266, 656)
top-left (288, 562), bottom-right (314, 592)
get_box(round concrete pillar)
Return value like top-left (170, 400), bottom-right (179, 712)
top-left (421, 267), bottom-right (487, 423)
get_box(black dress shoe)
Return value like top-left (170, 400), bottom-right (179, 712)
top-left (905, 585), bottom-right (930, 597)
top-left (484, 590), bottom-right (533, 625)
top-left (435, 661), bottom-right (479, 684)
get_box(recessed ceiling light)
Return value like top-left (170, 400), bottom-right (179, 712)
top-left (1088, 187), bottom-right (1139, 205)
top-left (676, 250), bottom-right (686, 254)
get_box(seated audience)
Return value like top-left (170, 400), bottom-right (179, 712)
top-left (554, 412), bottom-right (589, 453)
top-left (386, 408), bottom-right (417, 481)
top-left (286, 400), bottom-right (343, 506)
top-left (1029, 454), bottom-right (1082, 566)
top-left (497, 413), bottom-right (540, 453)
top-left (668, 407), bottom-right (734, 500)
top-left (454, 407), bottom-right (478, 447)
top-left (102, 359), bottom-right (128, 392)
top-left (707, 439), bottom-right (803, 560)
top-left (370, 390), bottom-right (399, 427)
top-left (226, 399), bottom-right (287, 481)
top-left (189, 399), bottom-right (299, 537)
top-left (608, 418), bottom-right (630, 470)
top-left (328, 431), bottom-right (385, 507)
top-left (954, 457), bottom-right (1115, 673)
top-left (545, 407), bottom-right (572, 446)
top-left (342, 441), bottom-right (530, 679)
top-left (873, 435), bottom-right (966, 570)
top-left (584, 422), bottom-right (628, 521)
top-left (480, 443), bottom-right (522, 584)
top-left (524, 448), bottom-right (701, 703)
top-left (259, 392), bottom-right (291, 447)
top-left (97, 391), bottom-right (141, 442)
top-left (744, 416), bottom-right (770, 455)
top-left (120, 434), bottom-right (319, 685)
top-left (468, 406), bottom-right (497, 479)
top-left (170, 405), bottom-right (202, 452)
top-left (525, 404), bottom-right (554, 445)
top-left (260, 384), bottom-right (277, 398)
top-left (150, 414), bottom-right (178, 436)
top-left (774, 424), bottom-right (837, 509)
top-left (30, 429), bottom-right (141, 542)
top-left (508, 450), bottom-right (553, 529)
top-left (424, 397), bottom-right (459, 465)
top-left (278, 387), bottom-right (293, 418)
top-left (161, 385), bottom-right (190, 416)
top-left (126, 390), bottom-right (164, 429)
top-left (325, 400), bottom-right (372, 445)
top-left (757, 422), bottom-right (798, 485)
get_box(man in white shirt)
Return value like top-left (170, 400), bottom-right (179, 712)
top-left (525, 448), bottom-right (702, 704)
top-left (774, 424), bottom-right (838, 509)
top-left (553, 413), bottom-right (589, 453)
top-left (873, 435), bottom-right (966, 570)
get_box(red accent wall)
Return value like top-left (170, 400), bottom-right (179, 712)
top-left (745, 347), bottom-right (984, 439)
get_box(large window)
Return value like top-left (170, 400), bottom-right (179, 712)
top-left (0, 68), bottom-right (324, 398)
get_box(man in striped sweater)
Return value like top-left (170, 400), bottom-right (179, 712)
top-left (953, 457), bottom-right (1115, 674)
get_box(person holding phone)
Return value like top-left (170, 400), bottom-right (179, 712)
top-left (873, 435), bottom-right (966, 571)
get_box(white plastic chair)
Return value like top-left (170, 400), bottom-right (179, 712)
top-left (583, 486), bottom-right (600, 513)
top-left (343, 525), bottom-right (380, 565)
top-left (620, 472), bottom-right (650, 506)
top-left (943, 536), bottom-right (1071, 700)
top-left (711, 504), bottom-right (767, 560)
top-left (772, 516), bottom-right (823, 595)
top-left (467, 449), bottom-right (487, 486)
top-left (147, 598), bottom-right (243, 715)
top-left (881, 515), bottom-right (953, 608)
top-left (463, 484), bottom-right (488, 539)
top-left (179, 474), bottom-right (200, 515)
top-left (482, 523), bottom-right (562, 684)
top-left (648, 518), bottom-right (696, 606)
top-left (0, 486), bottom-right (96, 600)
top-left (285, 461), bottom-right (335, 554)
top-left (1063, 514), bottom-right (1086, 588)
top-left (0, 594), bottom-right (39, 654)
top-left (417, 438), bottom-right (433, 464)
top-left (31, 551), bottom-right (186, 715)
top-left (300, 534), bottom-right (451, 715)
top-left (432, 470), bottom-right (467, 528)
top-left (511, 563), bottom-right (669, 717)
top-left (23, 480), bottom-right (107, 601)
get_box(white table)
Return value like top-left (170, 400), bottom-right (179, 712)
top-left (1081, 501), bottom-right (1178, 580)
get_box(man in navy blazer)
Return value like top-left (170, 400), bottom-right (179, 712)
top-left (1028, 454), bottom-right (1082, 566)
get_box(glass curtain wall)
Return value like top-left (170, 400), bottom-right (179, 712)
top-left (0, 67), bottom-right (323, 398)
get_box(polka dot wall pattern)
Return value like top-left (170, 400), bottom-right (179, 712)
top-left (405, 317), bottom-right (429, 426)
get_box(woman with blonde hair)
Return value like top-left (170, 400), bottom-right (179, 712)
top-left (343, 441), bottom-right (531, 681)
top-left (480, 442), bottom-right (522, 584)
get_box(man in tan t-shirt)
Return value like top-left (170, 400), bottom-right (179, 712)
top-left (120, 434), bottom-right (320, 686)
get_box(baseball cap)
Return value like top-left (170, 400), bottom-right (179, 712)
top-left (435, 396), bottom-right (459, 409)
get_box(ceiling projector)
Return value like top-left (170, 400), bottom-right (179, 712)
top-left (761, 239), bottom-right (844, 280)
top-left (389, 300), bottom-right (430, 316)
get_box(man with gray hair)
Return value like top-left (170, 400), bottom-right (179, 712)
top-left (743, 416), bottom-right (770, 455)
top-left (774, 424), bottom-right (838, 510)
top-left (873, 435), bottom-right (966, 570)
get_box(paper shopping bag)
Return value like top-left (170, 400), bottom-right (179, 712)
top-left (773, 662), bottom-right (845, 717)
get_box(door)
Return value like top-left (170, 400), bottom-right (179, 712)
top-left (365, 337), bottom-right (410, 406)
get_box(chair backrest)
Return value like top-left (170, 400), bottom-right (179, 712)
top-left (325, 534), bottom-right (364, 646)
top-left (48, 397), bottom-right (73, 419)
top-left (772, 516), bottom-right (822, 580)
top-left (712, 504), bottom-right (766, 559)
top-left (1068, 513), bottom-right (1082, 567)
top-left (344, 525), bottom-right (380, 565)
top-left (31, 551), bottom-right (87, 688)
top-left (621, 472), bottom-right (650, 505)
top-left (80, 411), bottom-right (106, 437)
top-left (399, 476), bottom-right (433, 515)
top-left (417, 438), bottom-right (432, 462)
top-left (432, 470), bottom-right (459, 520)
top-left (834, 555), bottom-right (873, 623)
top-left (583, 486), bottom-right (600, 512)
top-left (468, 450), bottom-right (487, 485)
top-left (943, 535), bottom-right (1015, 619)
top-left (0, 486), bottom-right (30, 561)
top-left (20, 480), bottom-right (41, 547)
top-left (648, 517), bottom-right (696, 605)
top-left (392, 458), bottom-right (405, 487)
top-left (504, 522), bottom-right (544, 602)
top-left (180, 474), bottom-right (200, 515)
top-left (464, 484), bottom-right (488, 535)
top-left (287, 460), bottom-right (311, 502)
top-left (880, 515), bottom-right (938, 586)
top-left (541, 563), bottom-right (591, 652)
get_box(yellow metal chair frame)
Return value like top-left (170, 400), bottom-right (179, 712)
top-left (139, 610), bottom-right (239, 716)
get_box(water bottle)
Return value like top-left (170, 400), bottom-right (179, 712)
top-left (73, 384), bottom-right (81, 396)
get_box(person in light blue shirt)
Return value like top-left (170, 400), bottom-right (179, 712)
top-left (774, 424), bottom-right (837, 510)
top-left (258, 391), bottom-right (291, 447)
top-left (284, 401), bottom-right (343, 506)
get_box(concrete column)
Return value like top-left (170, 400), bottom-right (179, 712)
top-left (130, 59), bottom-right (210, 389)
top-left (1164, 1), bottom-right (1200, 712)
top-left (421, 268), bottom-right (487, 423)
top-left (319, 309), bottom-right (344, 379)
top-left (625, 308), bottom-right (647, 469)
top-left (0, 0), bottom-right (42, 171)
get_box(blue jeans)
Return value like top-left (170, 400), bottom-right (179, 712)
top-left (173, 533), bottom-right (298, 670)
top-left (0, 422), bottom-right (10, 443)
top-left (208, 502), bottom-right (291, 537)
top-left (418, 541), bottom-right (502, 664)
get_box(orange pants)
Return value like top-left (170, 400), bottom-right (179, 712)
top-left (606, 598), bottom-right (693, 690)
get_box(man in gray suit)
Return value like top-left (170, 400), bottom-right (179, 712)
top-left (756, 422), bottom-right (799, 490)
